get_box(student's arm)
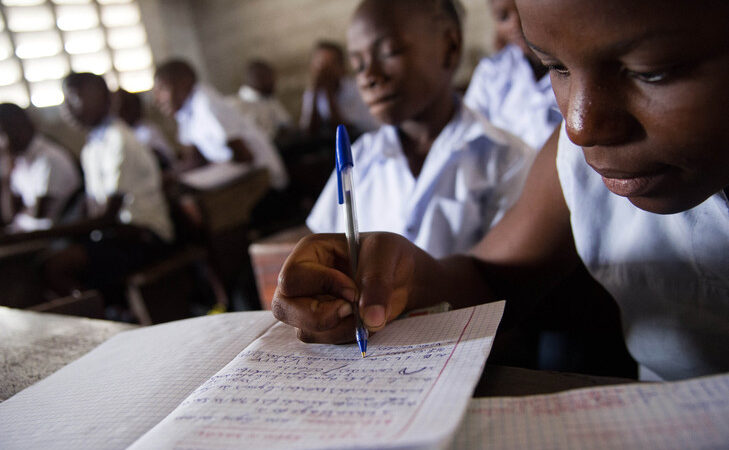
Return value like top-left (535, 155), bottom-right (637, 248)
top-left (272, 128), bottom-right (580, 343)
top-left (0, 154), bottom-right (18, 225)
top-left (0, 174), bottom-right (15, 225)
top-left (226, 138), bottom-right (253, 163)
top-left (174, 145), bottom-right (208, 173)
top-left (29, 196), bottom-right (64, 220)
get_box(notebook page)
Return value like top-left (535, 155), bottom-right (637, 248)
top-left (451, 372), bottom-right (729, 449)
top-left (0, 311), bottom-right (277, 450)
top-left (130, 301), bottom-right (505, 450)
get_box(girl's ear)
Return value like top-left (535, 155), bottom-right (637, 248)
top-left (442, 24), bottom-right (462, 71)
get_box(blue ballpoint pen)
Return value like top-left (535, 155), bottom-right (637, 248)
top-left (335, 124), bottom-right (369, 358)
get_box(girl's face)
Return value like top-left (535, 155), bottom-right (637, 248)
top-left (517, 0), bottom-right (729, 214)
top-left (347, 1), bottom-right (458, 125)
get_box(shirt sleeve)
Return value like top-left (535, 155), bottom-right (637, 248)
top-left (305, 168), bottom-right (342, 233)
top-left (463, 59), bottom-right (496, 118)
top-left (481, 133), bottom-right (535, 229)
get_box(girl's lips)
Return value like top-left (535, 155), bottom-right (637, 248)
top-left (368, 93), bottom-right (399, 108)
top-left (599, 169), bottom-right (670, 197)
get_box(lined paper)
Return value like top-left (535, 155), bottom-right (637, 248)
top-left (130, 302), bottom-right (505, 450)
top-left (452, 372), bottom-right (729, 450)
top-left (0, 311), bottom-right (278, 450)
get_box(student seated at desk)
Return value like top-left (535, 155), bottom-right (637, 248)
top-left (272, 0), bottom-right (729, 382)
top-left (112, 89), bottom-right (177, 172)
top-left (152, 59), bottom-right (288, 191)
top-left (306, 0), bottom-right (533, 258)
top-left (300, 40), bottom-right (379, 140)
top-left (0, 103), bottom-right (81, 232)
top-left (45, 72), bottom-right (173, 315)
top-left (229, 59), bottom-right (293, 143)
top-left (463, 0), bottom-right (562, 151)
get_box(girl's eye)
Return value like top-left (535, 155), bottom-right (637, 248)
top-left (349, 57), bottom-right (364, 73)
top-left (379, 47), bottom-right (402, 59)
top-left (546, 64), bottom-right (570, 76)
top-left (625, 69), bottom-right (670, 83)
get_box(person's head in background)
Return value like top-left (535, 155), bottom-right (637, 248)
top-left (309, 40), bottom-right (347, 90)
top-left (516, 0), bottom-right (729, 214)
top-left (111, 89), bottom-right (143, 128)
top-left (490, 0), bottom-right (545, 78)
top-left (0, 103), bottom-right (35, 157)
top-left (62, 72), bottom-right (111, 129)
top-left (153, 59), bottom-right (197, 117)
top-left (347, 0), bottom-right (462, 128)
top-left (245, 59), bottom-right (276, 98)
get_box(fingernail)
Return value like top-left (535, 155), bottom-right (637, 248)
top-left (337, 302), bottom-right (353, 318)
top-left (341, 287), bottom-right (356, 303)
top-left (364, 305), bottom-right (386, 328)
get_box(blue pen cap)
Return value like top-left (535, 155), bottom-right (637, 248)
top-left (335, 124), bottom-right (353, 205)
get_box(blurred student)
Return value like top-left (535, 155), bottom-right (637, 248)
top-left (153, 59), bottom-right (288, 191)
top-left (230, 59), bottom-right (293, 142)
top-left (45, 72), bottom-right (173, 311)
top-left (112, 89), bottom-right (176, 171)
top-left (0, 103), bottom-right (81, 231)
top-left (463, 0), bottom-right (561, 150)
top-left (300, 40), bottom-right (378, 139)
top-left (306, 0), bottom-right (533, 258)
top-left (272, 0), bottom-right (729, 382)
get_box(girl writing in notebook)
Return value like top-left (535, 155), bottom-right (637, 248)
top-left (271, 0), bottom-right (729, 382)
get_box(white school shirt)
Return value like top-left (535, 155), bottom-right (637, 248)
top-left (307, 101), bottom-right (534, 259)
top-left (230, 85), bottom-right (292, 140)
top-left (10, 135), bottom-right (81, 222)
top-left (175, 84), bottom-right (288, 190)
top-left (81, 118), bottom-right (173, 242)
top-left (299, 77), bottom-right (379, 134)
top-left (556, 123), bottom-right (729, 381)
top-left (464, 45), bottom-right (562, 151)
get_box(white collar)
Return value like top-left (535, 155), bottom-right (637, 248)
top-left (238, 85), bottom-right (264, 102)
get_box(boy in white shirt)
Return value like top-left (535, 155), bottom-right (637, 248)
top-left (230, 59), bottom-right (293, 142)
top-left (299, 41), bottom-right (379, 140)
top-left (0, 103), bottom-right (81, 231)
top-left (45, 72), bottom-right (173, 312)
top-left (153, 59), bottom-right (288, 191)
top-left (463, 0), bottom-right (562, 151)
top-left (112, 89), bottom-right (176, 171)
top-left (306, 0), bottom-right (533, 259)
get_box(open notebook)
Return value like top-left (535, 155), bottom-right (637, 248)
top-left (0, 302), bottom-right (505, 450)
top-left (451, 371), bottom-right (729, 449)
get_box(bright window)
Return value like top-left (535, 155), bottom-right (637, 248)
top-left (0, 0), bottom-right (154, 108)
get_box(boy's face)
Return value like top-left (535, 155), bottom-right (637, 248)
top-left (63, 84), bottom-right (108, 128)
top-left (153, 78), bottom-right (187, 117)
top-left (347, 1), bottom-right (457, 125)
top-left (517, 0), bottom-right (729, 214)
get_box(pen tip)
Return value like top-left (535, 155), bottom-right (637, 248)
top-left (361, 351), bottom-right (366, 358)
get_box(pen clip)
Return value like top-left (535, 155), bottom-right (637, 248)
top-left (335, 124), bottom-right (353, 205)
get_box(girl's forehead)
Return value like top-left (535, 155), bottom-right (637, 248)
top-left (515, 0), bottom-right (724, 56)
top-left (348, 5), bottom-right (435, 46)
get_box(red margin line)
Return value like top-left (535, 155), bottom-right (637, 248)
top-left (391, 306), bottom-right (477, 441)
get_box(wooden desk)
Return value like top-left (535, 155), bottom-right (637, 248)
top-left (0, 306), bottom-right (136, 401)
top-left (0, 306), bottom-right (632, 403)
